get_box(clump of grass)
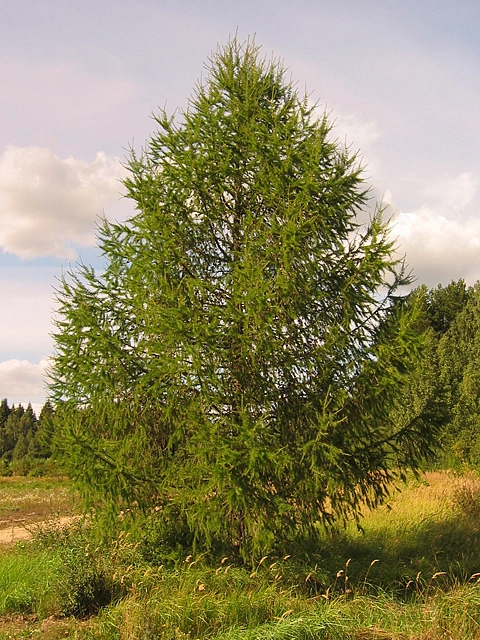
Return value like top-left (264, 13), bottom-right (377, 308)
top-left (452, 473), bottom-right (480, 519)
top-left (33, 520), bottom-right (141, 618)
top-left (0, 546), bottom-right (62, 617)
top-left (95, 554), bottom-right (312, 640)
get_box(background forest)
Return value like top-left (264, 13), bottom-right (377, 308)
top-left (1, 277), bottom-right (479, 477)
top-left (0, 398), bottom-right (54, 476)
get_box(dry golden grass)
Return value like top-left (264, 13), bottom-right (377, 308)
top-left (368, 471), bottom-right (471, 519)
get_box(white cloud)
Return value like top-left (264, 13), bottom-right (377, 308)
top-left (422, 172), bottom-right (479, 211)
top-left (0, 146), bottom-right (126, 259)
top-left (0, 358), bottom-right (50, 411)
top-left (389, 171), bottom-right (480, 287)
top-left (393, 206), bottom-right (480, 287)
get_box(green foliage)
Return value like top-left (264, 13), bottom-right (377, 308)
top-left (426, 279), bottom-right (471, 336)
top-left (0, 399), bottom-right (55, 475)
top-left (436, 284), bottom-right (480, 467)
top-left (401, 280), bottom-right (480, 470)
top-left (50, 38), bottom-right (438, 557)
top-left (134, 505), bottom-right (195, 566)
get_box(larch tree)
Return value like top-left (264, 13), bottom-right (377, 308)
top-left (49, 39), bottom-right (438, 557)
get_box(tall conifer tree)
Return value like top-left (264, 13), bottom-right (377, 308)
top-left (50, 39), bottom-right (437, 555)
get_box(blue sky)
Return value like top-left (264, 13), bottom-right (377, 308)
top-left (1, 0), bottom-right (479, 411)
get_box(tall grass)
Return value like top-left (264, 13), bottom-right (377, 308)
top-left (310, 471), bottom-right (480, 592)
top-left (92, 579), bottom-right (480, 639)
top-left (0, 546), bottom-right (61, 617)
top-left (2, 471), bottom-right (480, 639)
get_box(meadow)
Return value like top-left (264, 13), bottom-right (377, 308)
top-left (1, 471), bottom-right (480, 639)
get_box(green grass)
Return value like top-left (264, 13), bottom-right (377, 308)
top-left (0, 546), bottom-right (62, 617)
top-left (2, 471), bottom-right (480, 639)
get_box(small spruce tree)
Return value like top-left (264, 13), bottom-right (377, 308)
top-left (50, 38), bottom-right (438, 556)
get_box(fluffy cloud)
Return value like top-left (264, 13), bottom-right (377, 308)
top-left (0, 358), bottom-right (50, 412)
top-left (422, 172), bottom-right (479, 212)
top-left (393, 189), bottom-right (480, 288)
top-left (0, 146), bottom-right (127, 259)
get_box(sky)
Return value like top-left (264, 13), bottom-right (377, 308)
top-left (1, 0), bottom-right (479, 413)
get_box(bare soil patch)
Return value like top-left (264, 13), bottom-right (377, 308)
top-left (0, 476), bottom-right (79, 547)
top-left (0, 514), bottom-right (80, 545)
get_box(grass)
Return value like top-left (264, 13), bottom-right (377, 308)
top-left (0, 475), bottom-right (77, 533)
top-left (0, 547), bottom-right (61, 616)
top-left (314, 470), bottom-right (480, 590)
top-left (2, 471), bottom-right (480, 638)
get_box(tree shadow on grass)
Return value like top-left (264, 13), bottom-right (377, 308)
top-left (281, 473), bottom-right (480, 598)
top-left (303, 509), bottom-right (480, 596)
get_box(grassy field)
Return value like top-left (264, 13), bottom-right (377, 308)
top-left (0, 476), bottom-right (78, 545)
top-left (1, 471), bottom-right (480, 639)
top-left (0, 476), bottom-right (77, 525)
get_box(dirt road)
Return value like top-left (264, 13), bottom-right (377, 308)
top-left (0, 516), bottom-right (78, 545)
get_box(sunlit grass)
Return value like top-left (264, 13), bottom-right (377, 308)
top-left (2, 471), bottom-right (480, 638)
top-left (312, 471), bottom-right (480, 591)
top-left (0, 546), bottom-right (62, 617)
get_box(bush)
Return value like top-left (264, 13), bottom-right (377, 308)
top-left (452, 474), bottom-right (480, 520)
top-left (36, 521), bottom-right (125, 618)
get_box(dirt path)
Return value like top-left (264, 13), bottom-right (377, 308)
top-left (0, 477), bottom-right (80, 547)
top-left (0, 515), bottom-right (79, 545)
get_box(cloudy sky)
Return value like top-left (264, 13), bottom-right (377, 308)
top-left (1, 0), bottom-right (479, 412)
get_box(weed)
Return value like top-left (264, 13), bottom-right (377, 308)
top-left (452, 473), bottom-right (480, 520)
top-left (34, 521), bottom-right (133, 618)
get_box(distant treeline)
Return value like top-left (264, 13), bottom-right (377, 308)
top-left (0, 399), bottom-right (55, 475)
top-left (407, 279), bottom-right (480, 469)
top-left (417, 278), bottom-right (480, 469)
